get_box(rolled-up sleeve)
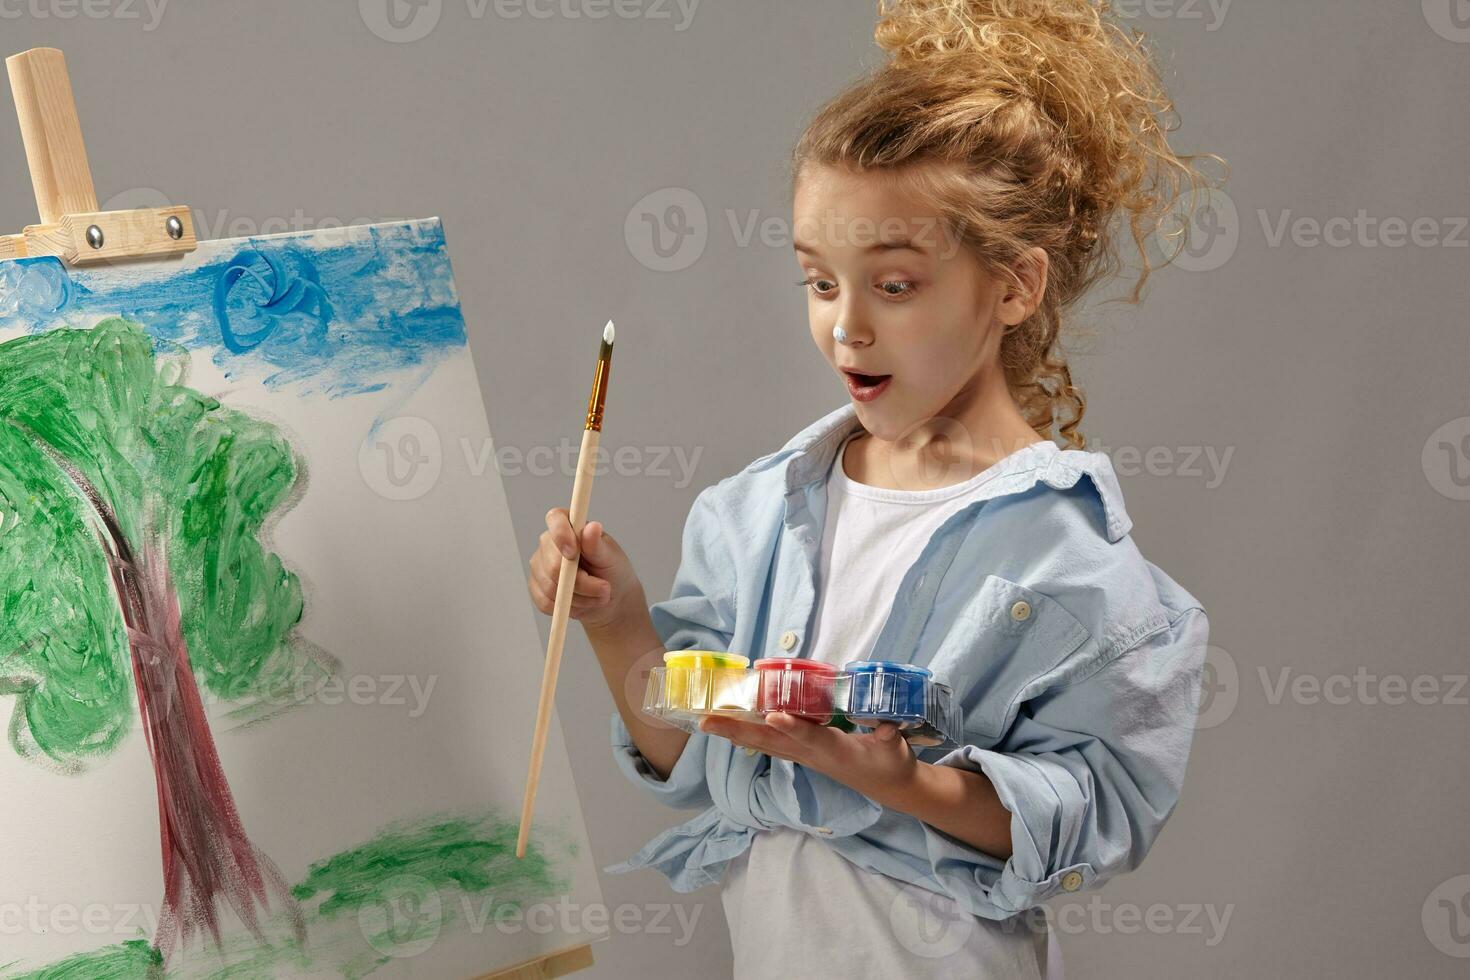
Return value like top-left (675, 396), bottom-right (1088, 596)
top-left (925, 605), bottom-right (1209, 916)
top-left (609, 485), bottom-right (738, 810)
top-left (611, 711), bottom-right (714, 810)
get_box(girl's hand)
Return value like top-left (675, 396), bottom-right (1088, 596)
top-left (697, 712), bottom-right (920, 803)
top-left (527, 508), bottom-right (643, 632)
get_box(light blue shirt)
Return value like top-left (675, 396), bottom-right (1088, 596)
top-left (603, 403), bottom-right (1209, 919)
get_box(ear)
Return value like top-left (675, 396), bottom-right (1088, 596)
top-left (997, 247), bottom-right (1050, 327)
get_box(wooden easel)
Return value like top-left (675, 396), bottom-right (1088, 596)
top-left (3, 46), bottom-right (594, 980)
top-left (3, 48), bottom-right (195, 263)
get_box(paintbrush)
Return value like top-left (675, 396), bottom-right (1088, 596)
top-left (517, 319), bottom-right (615, 859)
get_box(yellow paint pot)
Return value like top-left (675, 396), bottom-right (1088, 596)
top-left (661, 650), bottom-right (750, 714)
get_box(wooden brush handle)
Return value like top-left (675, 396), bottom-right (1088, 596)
top-left (517, 425), bottom-right (599, 858)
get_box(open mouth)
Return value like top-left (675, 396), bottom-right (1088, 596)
top-left (841, 369), bottom-right (893, 401)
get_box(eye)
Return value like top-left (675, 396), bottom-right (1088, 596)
top-left (879, 280), bottom-right (915, 297)
top-left (797, 277), bottom-right (837, 297)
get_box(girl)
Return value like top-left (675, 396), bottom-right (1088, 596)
top-left (527, 1), bottom-right (1218, 975)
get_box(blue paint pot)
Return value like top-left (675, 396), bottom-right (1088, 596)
top-left (841, 660), bottom-right (932, 723)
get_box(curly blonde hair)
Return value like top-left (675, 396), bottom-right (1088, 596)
top-left (792, 0), bottom-right (1224, 448)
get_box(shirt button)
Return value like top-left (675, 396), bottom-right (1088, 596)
top-left (813, 826), bottom-right (833, 835)
top-left (1060, 870), bottom-right (1083, 892)
top-left (779, 630), bottom-right (798, 651)
top-left (1010, 600), bottom-right (1032, 622)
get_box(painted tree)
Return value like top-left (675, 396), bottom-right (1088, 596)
top-left (0, 318), bottom-right (331, 959)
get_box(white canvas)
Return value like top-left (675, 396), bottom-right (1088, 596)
top-left (0, 220), bottom-right (604, 979)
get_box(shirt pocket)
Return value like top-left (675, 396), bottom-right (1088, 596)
top-left (923, 575), bottom-right (1091, 743)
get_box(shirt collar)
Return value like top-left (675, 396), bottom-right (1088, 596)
top-left (779, 402), bottom-right (1133, 543)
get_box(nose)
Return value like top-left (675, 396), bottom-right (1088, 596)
top-left (832, 312), bottom-right (872, 348)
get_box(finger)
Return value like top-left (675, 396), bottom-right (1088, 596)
top-left (702, 716), bottom-right (766, 741)
top-left (527, 578), bottom-right (552, 614)
top-left (537, 535), bottom-right (570, 577)
top-left (535, 555), bottom-right (609, 602)
top-left (582, 521), bottom-right (603, 559)
top-left (531, 581), bottom-right (563, 615)
top-left (700, 715), bottom-right (751, 745)
top-left (703, 716), bottom-right (793, 758)
top-left (546, 508), bottom-right (579, 559)
top-left (765, 710), bottom-right (842, 749)
top-left (569, 568), bottom-right (610, 600)
top-left (703, 717), bottom-right (761, 755)
top-left (875, 722), bottom-right (902, 742)
top-left (529, 560), bottom-right (560, 601)
top-left (581, 521), bottom-right (622, 568)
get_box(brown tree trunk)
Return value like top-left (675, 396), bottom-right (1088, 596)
top-left (45, 442), bottom-right (309, 962)
top-left (111, 540), bottom-right (307, 960)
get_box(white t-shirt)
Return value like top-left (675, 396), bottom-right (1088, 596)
top-left (719, 431), bottom-right (1062, 979)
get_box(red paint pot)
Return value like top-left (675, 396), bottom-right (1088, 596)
top-left (753, 658), bottom-right (837, 723)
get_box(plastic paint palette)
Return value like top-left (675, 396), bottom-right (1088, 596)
top-left (645, 651), bottom-right (761, 728)
top-left (841, 660), bottom-right (960, 747)
top-left (753, 657), bottom-right (839, 723)
top-left (641, 651), bottom-right (962, 747)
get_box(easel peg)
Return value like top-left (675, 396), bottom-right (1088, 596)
top-left (4, 47), bottom-right (196, 266)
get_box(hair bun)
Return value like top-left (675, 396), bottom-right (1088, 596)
top-left (874, 1), bottom-right (1165, 192)
top-left (876, 0), bottom-right (1113, 71)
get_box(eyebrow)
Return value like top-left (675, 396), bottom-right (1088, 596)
top-left (793, 238), bottom-right (929, 257)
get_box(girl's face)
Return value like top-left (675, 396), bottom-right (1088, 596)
top-left (793, 163), bottom-right (1024, 444)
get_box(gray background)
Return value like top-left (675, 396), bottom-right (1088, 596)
top-left (3, 2), bottom-right (1468, 977)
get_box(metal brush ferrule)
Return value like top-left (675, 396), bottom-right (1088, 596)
top-left (584, 352), bottom-right (611, 431)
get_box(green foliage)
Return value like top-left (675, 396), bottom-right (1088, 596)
top-left (0, 319), bottom-right (311, 769)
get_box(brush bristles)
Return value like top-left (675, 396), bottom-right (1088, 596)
top-left (598, 319), bottom-right (615, 360)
